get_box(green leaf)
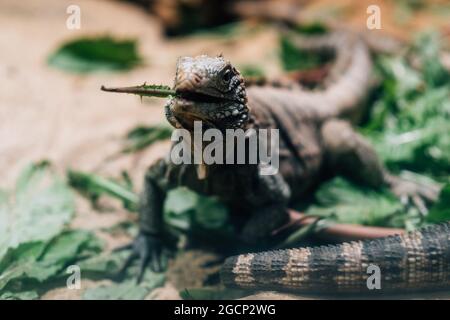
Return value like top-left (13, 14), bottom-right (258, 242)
top-left (0, 230), bottom-right (102, 292)
top-left (78, 248), bottom-right (168, 298)
top-left (68, 170), bottom-right (139, 211)
top-left (164, 187), bottom-right (199, 231)
top-left (0, 163), bottom-right (102, 297)
top-left (122, 124), bottom-right (172, 153)
top-left (0, 242), bottom-right (47, 289)
top-left (0, 290), bottom-right (39, 300)
top-left (194, 197), bottom-right (229, 230)
top-left (305, 178), bottom-right (404, 227)
top-left (81, 253), bottom-right (165, 300)
top-left (165, 187), bottom-right (198, 215)
top-left (364, 33), bottom-right (450, 179)
top-left (239, 65), bottom-right (265, 78)
top-left (77, 250), bottom-right (130, 277)
top-left (48, 36), bottom-right (142, 73)
top-left (370, 118), bottom-right (450, 176)
top-left (83, 273), bottom-right (165, 300)
top-left (427, 184), bottom-right (450, 223)
top-left (293, 22), bottom-right (328, 35)
top-left (164, 187), bottom-right (231, 233)
top-left (279, 36), bottom-right (330, 71)
top-left (83, 280), bottom-right (149, 300)
top-left (0, 162), bottom-right (75, 260)
top-left (39, 230), bottom-right (102, 266)
top-left (414, 32), bottom-right (450, 87)
top-left (372, 56), bottom-right (422, 118)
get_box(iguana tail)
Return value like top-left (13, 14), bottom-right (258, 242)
top-left (286, 31), bottom-right (374, 122)
top-left (221, 222), bottom-right (450, 293)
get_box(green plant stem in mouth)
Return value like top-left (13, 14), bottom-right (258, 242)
top-left (101, 84), bottom-right (177, 98)
top-left (101, 83), bottom-right (231, 104)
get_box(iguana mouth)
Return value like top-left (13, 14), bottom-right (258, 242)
top-left (175, 90), bottom-right (232, 104)
top-left (172, 112), bottom-right (214, 130)
top-left (171, 87), bottom-right (248, 130)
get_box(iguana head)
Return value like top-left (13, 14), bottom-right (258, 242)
top-left (166, 55), bottom-right (249, 131)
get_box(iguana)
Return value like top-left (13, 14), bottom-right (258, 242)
top-left (108, 32), bottom-right (444, 293)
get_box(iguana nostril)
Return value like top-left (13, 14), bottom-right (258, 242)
top-left (175, 73), bottom-right (203, 91)
top-left (192, 74), bottom-right (202, 84)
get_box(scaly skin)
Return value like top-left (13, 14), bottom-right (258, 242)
top-left (116, 32), bottom-right (440, 289)
top-left (222, 222), bottom-right (450, 293)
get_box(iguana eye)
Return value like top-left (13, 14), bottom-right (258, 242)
top-left (222, 69), bottom-right (232, 83)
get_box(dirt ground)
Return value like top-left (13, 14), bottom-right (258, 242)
top-left (1, 0), bottom-right (450, 300)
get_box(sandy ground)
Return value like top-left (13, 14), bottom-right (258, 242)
top-left (2, 0), bottom-right (450, 300)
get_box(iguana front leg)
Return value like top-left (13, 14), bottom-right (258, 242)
top-left (118, 159), bottom-right (169, 282)
top-left (240, 172), bottom-right (291, 244)
top-left (240, 204), bottom-right (289, 245)
top-left (321, 119), bottom-right (440, 212)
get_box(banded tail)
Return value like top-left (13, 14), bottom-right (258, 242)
top-left (221, 222), bottom-right (450, 293)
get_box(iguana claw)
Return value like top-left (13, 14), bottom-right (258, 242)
top-left (388, 175), bottom-right (440, 216)
top-left (115, 232), bottom-right (164, 283)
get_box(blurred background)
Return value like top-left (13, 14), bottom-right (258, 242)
top-left (1, 0), bottom-right (450, 300)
